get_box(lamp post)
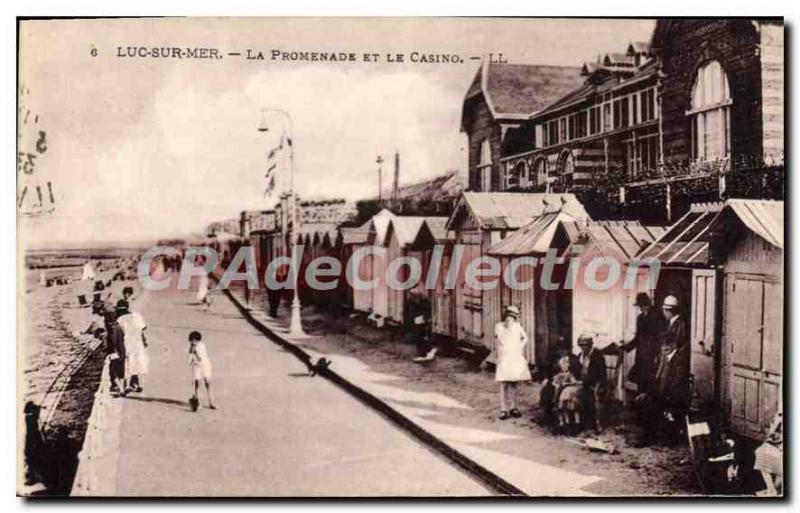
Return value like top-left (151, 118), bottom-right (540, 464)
top-left (258, 108), bottom-right (305, 337)
top-left (376, 155), bottom-right (384, 201)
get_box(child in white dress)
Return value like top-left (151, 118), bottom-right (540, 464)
top-left (494, 305), bottom-right (531, 420)
top-left (188, 331), bottom-right (216, 410)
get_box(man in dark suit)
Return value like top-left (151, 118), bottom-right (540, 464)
top-left (107, 300), bottom-right (129, 396)
top-left (622, 292), bottom-right (667, 392)
top-left (635, 295), bottom-right (691, 446)
top-left (576, 333), bottom-right (607, 431)
top-left (661, 294), bottom-right (689, 350)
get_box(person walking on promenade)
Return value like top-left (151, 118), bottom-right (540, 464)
top-left (188, 331), bottom-right (216, 410)
top-left (622, 292), bottom-right (667, 392)
top-left (117, 300), bottom-right (149, 393)
top-left (196, 272), bottom-right (213, 311)
top-left (494, 305), bottom-right (530, 420)
top-left (107, 302), bottom-right (128, 396)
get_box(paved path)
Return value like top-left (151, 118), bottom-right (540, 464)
top-left (107, 281), bottom-right (489, 496)
top-left (246, 296), bottom-right (602, 496)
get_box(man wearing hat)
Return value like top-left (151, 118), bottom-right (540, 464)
top-left (494, 305), bottom-right (531, 420)
top-left (661, 295), bottom-right (689, 350)
top-left (635, 295), bottom-right (691, 446)
top-left (107, 300), bottom-right (129, 396)
top-left (622, 292), bottom-right (667, 392)
top-left (576, 333), bottom-right (607, 431)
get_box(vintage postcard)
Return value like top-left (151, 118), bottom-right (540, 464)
top-left (17, 17), bottom-right (784, 497)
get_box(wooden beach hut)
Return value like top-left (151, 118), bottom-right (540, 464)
top-left (707, 199), bottom-right (783, 440)
top-left (445, 192), bottom-right (588, 348)
top-left (334, 225), bottom-right (370, 310)
top-left (424, 218), bottom-right (458, 339)
top-left (382, 216), bottom-right (448, 326)
top-left (635, 202), bottom-right (724, 410)
top-left (486, 210), bottom-right (586, 367)
top-left (346, 209), bottom-right (395, 316)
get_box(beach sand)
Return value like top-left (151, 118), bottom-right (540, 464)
top-left (20, 258), bottom-right (140, 495)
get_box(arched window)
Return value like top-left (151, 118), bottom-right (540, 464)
top-left (506, 161), bottom-right (528, 189)
top-left (533, 158), bottom-right (548, 188)
top-left (560, 152), bottom-right (575, 190)
top-left (690, 61), bottom-right (731, 161)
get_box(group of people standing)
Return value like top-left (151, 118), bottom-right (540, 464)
top-left (96, 287), bottom-right (150, 397)
top-left (492, 291), bottom-right (691, 446)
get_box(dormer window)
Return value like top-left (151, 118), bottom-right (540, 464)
top-left (689, 61), bottom-right (731, 161)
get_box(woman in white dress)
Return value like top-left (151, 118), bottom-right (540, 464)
top-left (196, 272), bottom-right (213, 310)
top-left (117, 301), bottom-right (149, 393)
top-left (494, 305), bottom-right (531, 420)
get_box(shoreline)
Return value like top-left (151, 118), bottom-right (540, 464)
top-left (20, 256), bottom-right (139, 496)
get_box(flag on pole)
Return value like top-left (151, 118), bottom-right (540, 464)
top-left (264, 131), bottom-right (288, 197)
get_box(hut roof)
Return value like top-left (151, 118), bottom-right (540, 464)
top-left (338, 226), bottom-right (370, 245)
top-left (424, 217), bottom-right (454, 243)
top-left (386, 217), bottom-right (427, 248)
top-left (487, 210), bottom-right (576, 256)
top-left (488, 216), bottom-right (664, 260)
top-left (558, 220), bottom-right (666, 262)
top-left (714, 199), bottom-right (783, 249)
top-left (446, 192), bottom-right (589, 231)
top-left (368, 209), bottom-right (397, 246)
top-left (385, 216), bottom-right (450, 249)
top-left (636, 202), bottom-right (723, 266)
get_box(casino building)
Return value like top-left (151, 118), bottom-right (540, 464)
top-left (463, 19), bottom-right (784, 223)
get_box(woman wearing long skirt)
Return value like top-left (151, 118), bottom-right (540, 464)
top-left (117, 301), bottom-right (149, 393)
top-left (494, 305), bottom-right (531, 420)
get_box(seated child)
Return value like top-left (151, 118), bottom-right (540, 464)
top-left (552, 354), bottom-right (582, 433)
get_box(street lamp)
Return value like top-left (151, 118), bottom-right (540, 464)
top-left (258, 108), bottom-right (305, 337)
top-left (376, 155), bottom-right (384, 201)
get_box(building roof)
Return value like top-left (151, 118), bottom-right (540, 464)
top-left (367, 170), bottom-right (463, 204)
top-left (446, 192), bottom-right (589, 231)
top-left (210, 231), bottom-right (242, 243)
top-left (535, 59), bottom-right (657, 120)
top-left (636, 203), bottom-right (723, 266)
top-left (462, 62), bottom-right (583, 128)
top-left (710, 199), bottom-right (784, 250)
top-left (604, 53), bottom-right (635, 67)
top-left (627, 41), bottom-right (650, 55)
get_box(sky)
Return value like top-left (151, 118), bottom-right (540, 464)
top-left (18, 17), bottom-right (655, 248)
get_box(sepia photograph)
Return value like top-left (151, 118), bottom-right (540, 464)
top-left (16, 16), bottom-right (784, 497)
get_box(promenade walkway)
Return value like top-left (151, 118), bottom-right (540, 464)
top-left (89, 280), bottom-right (489, 496)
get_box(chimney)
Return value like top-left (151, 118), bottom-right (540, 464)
top-left (393, 152), bottom-right (400, 206)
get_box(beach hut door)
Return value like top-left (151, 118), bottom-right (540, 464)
top-left (725, 275), bottom-right (782, 439)
top-left (690, 269), bottom-right (717, 411)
